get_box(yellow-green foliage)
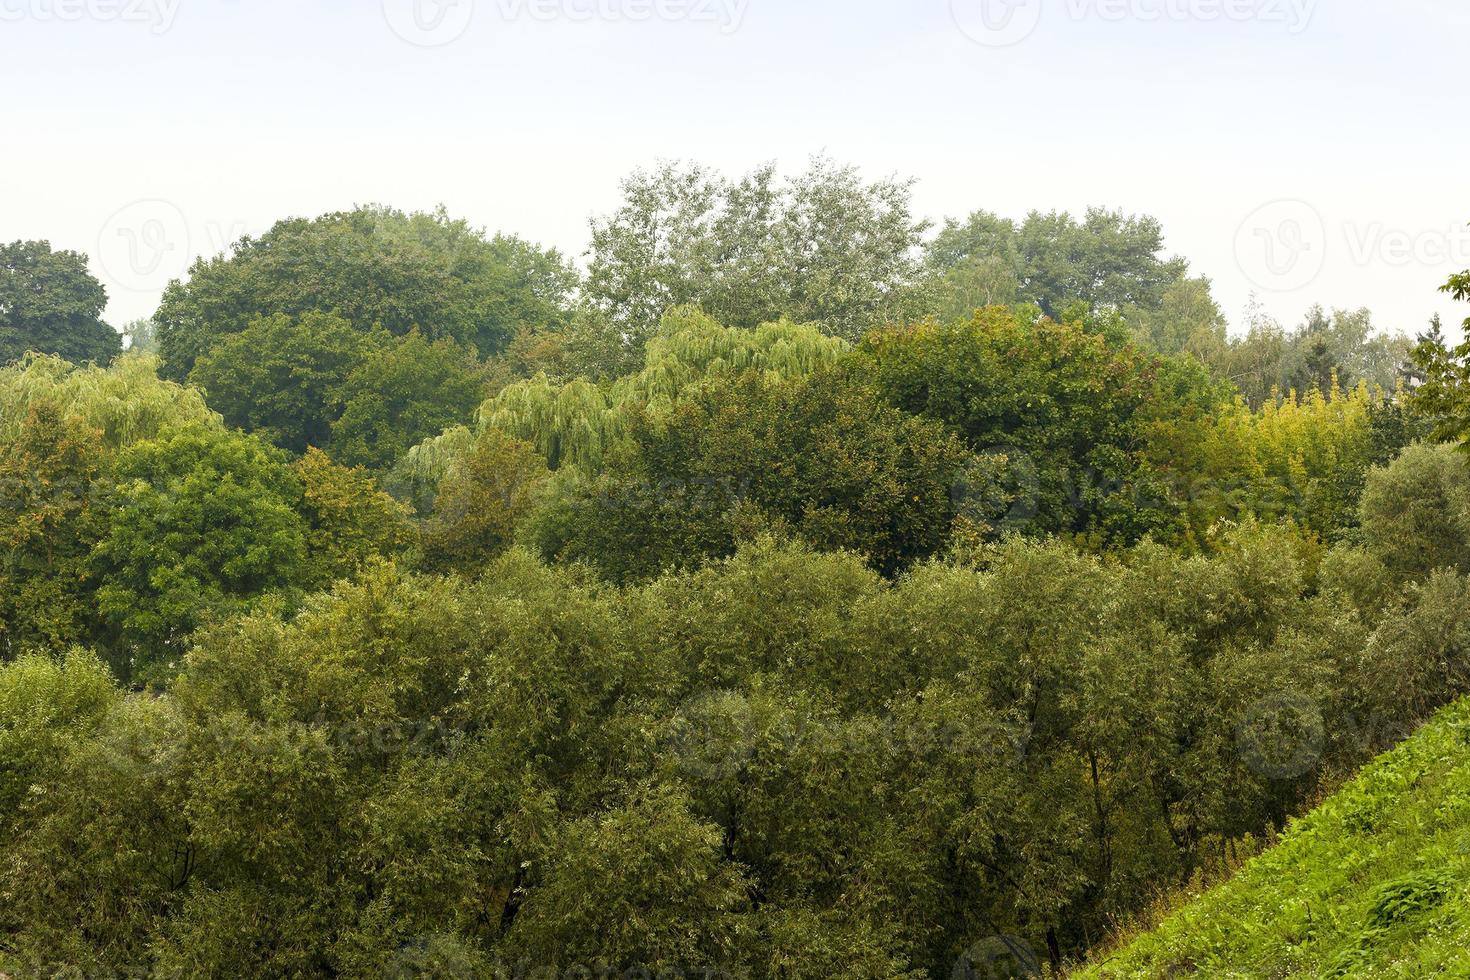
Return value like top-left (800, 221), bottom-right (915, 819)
top-left (1151, 378), bottom-right (1385, 542)
top-left (613, 306), bottom-right (850, 413)
top-left (0, 352), bottom-right (220, 450)
top-left (398, 306), bottom-right (848, 482)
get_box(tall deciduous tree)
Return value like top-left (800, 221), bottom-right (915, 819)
top-left (188, 312), bottom-right (382, 455)
top-left (926, 208), bottom-right (1192, 321)
top-left (328, 331), bottom-right (485, 471)
top-left (584, 158), bottom-right (930, 345)
top-left (0, 403), bottom-right (111, 657)
top-left (0, 241), bottom-right (121, 367)
top-left (154, 206), bottom-right (576, 380)
top-left (89, 425), bottom-right (309, 682)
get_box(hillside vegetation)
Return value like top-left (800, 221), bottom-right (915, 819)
top-left (5, 183), bottom-right (1470, 976)
top-left (1079, 698), bottom-right (1470, 978)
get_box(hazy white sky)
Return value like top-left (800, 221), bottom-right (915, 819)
top-left (4, 0), bottom-right (1466, 337)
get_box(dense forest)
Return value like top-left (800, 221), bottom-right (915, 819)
top-left (3, 160), bottom-right (1470, 977)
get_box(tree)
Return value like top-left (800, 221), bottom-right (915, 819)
top-left (189, 312), bottom-right (381, 454)
top-left (0, 402), bottom-right (111, 657)
top-left (925, 208), bottom-right (1192, 321)
top-left (154, 206), bottom-right (576, 380)
top-left (293, 447), bottom-right (414, 587)
top-left (530, 367), bottom-right (967, 581)
top-left (89, 425), bottom-right (309, 682)
top-left (505, 786), bottom-right (748, 973)
top-left (1359, 442), bottom-right (1470, 581)
top-left (420, 430), bottom-right (548, 576)
top-left (328, 331), bottom-right (485, 471)
top-left (584, 158), bottom-right (930, 345)
top-left (1410, 268), bottom-right (1470, 444)
top-left (859, 308), bottom-right (1184, 545)
top-left (1128, 276), bottom-right (1229, 358)
top-left (121, 318), bottom-right (159, 355)
top-left (395, 307), bottom-right (850, 497)
top-left (0, 241), bottom-right (120, 366)
top-left (1199, 303), bottom-right (1410, 409)
top-left (0, 352), bottom-right (219, 451)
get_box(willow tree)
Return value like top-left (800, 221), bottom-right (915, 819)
top-left (0, 353), bottom-right (219, 450)
top-left (393, 306), bottom-right (849, 495)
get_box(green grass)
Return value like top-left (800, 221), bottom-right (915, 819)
top-left (1075, 698), bottom-right (1470, 978)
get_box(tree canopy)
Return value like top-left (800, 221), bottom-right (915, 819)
top-left (0, 241), bottom-right (121, 367)
top-left (584, 158), bottom-right (931, 346)
top-left (154, 205), bottom-right (576, 380)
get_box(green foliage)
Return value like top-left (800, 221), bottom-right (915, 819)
top-left (6, 198), bottom-right (1470, 979)
top-left (0, 240), bottom-right (121, 366)
top-left (530, 369), bottom-right (967, 581)
top-left (5, 520), bottom-right (1470, 976)
top-left (1076, 696), bottom-right (1470, 978)
top-left (399, 306), bottom-right (848, 489)
top-left (1148, 379), bottom-right (1391, 545)
top-left (420, 429), bottom-right (548, 576)
top-left (1201, 303), bottom-right (1411, 409)
top-left (926, 208), bottom-right (1191, 322)
top-left (0, 650), bottom-right (118, 841)
top-left (89, 425), bottom-right (310, 682)
top-left (0, 352), bottom-right (219, 450)
top-left (860, 308), bottom-right (1184, 546)
top-left (293, 447), bottom-right (415, 587)
top-left (1409, 274), bottom-right (1470, 444)
top-left (505, 785), bottom-right (749, 972)
top-left (0, 403), bottom-right (111, 656)
top-left (189, 312), bottom-right (380, 454)
top-left (1359, 442), bottom-right (1470, 581)
top-left (155, 205), bottom-right (575, 380)
top-left (328, 330), bottom-right (484, 470)
top-left (585, 158), bottom-right (930, 344)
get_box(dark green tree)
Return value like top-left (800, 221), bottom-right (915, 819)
top-left (155, 206), bottom-right (575, 380)
top-left (188, 312), bottom-right (382, 454)
top-left (328, 331), bottom-right (485, 471)
top-left (532, 368), bottom-right (967, 581)
top-left (0, 241), bottom-right (121, 366)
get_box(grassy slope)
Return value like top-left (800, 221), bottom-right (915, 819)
top-left (1076, 698), bottom-right (1470, 979)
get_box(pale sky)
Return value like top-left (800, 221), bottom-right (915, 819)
top-left (4, 0), bottom-right (1467, 337)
